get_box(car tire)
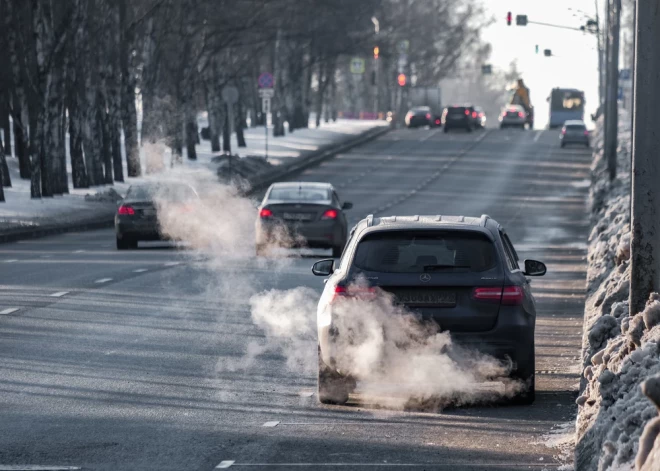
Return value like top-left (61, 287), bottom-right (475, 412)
top-left (500, 124), bottom-right (506, 130)
top-left (560, 142), bottom-right (565, 148)
top-left (443, 127), bottom-right (449, 133)
top-left (466, 126), bottom-right (472, 133)
top-left (509, 374), bottom-right (535, 406)
top-left (318, 350), bottom-right (352, 405)
top-left (116, 236), bottom-right (137, 250)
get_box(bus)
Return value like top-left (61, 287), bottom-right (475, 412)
top-left (548, 88), bottom-right (585, 128)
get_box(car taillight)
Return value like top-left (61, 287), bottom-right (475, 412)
top-left (472, 111), bottom-right (477, 118)
top-left (584, 130), bottom-right (589, 136)
top-left (260, 208), bottom-right (273, 218)
top-left (464, 110), bottom-right (469, 115)
top-left (331, 285), bottom-right (377, 303)
top-left (501, 286), bottom-right (524, 305)
top-left (518, 112), bottom-right (524, 118)
top-left (479, 112), bottom-right (484, 117)
top-left (117, 205), bottom-right (135, 215)
top-left (322, 209), bottom-right (338, 220)
top-left (426, 113), bottom-right (431, 120)
top-left (472, 286), bottom-right (524, 305)
top-left (435, 118), bottom-right (441, 125)
top-left (561, 129), bottom-right (566, 135)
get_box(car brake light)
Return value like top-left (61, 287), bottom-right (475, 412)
top-left (435, 119), bottom-right (441, 125)
top-left (501, 286), bottom-right (524, 305)
top-left (472, 111), bottom-right (477, 118)
top-left (518, 112), bottom-right (524, 118)
top-left (584, 130), bottom-right (589, 136)
top-left (117, 205), bottom-right (135, 215)
top-left (561, 129), bottom-right (566, 135)
top-left (426, 113), bottom-right (431, 120)
top-left (479, 112), bottom-right (484, 117)
top-left (464, 110), bottom-right (469, 115)
top-left (472, 286), bottom-right (524, 305)
top-left (331, 285), bottom-right (377, 303)
top-left (322, 209), bottom-right (338, 220)
top-left (260, 208), bottom-right (273, 218)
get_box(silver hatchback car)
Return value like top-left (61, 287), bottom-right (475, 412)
top-left (255, 182), bottom-right (352, 257)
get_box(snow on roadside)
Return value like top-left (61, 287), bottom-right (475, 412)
top-left (536, 419), bottom-right (576, 471)
top-left (575, 111), bottom-right (660, 471)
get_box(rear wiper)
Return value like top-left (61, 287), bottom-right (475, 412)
top-left (422, 264), bottom-right (470, 271)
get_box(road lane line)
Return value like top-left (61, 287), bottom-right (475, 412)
top-left (0, 467), bottom-right (82, 471)
top-left (49, 291), bottom-right (69, 297)
top-left (94, 278), bottom-right (113, 284)
top-left (262, 421), bottom-right (280, 427)
top-left (534, 130), bottom-right (544, 142)
top-left (164, 261), bottom-right (181, 267)
top-left (215, 461), bottom-right (235, 469)
top-left (133, 268), bottom-right (148, 273)
top-left (73, 250), bottom-right (86, 253)
top-left (4, 259), bottom-right (18, 263)
top-left (0, 308), bottom-right (19, 315)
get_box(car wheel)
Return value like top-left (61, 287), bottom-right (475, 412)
top-left (443, 126), bottom-right (449, 133)
top-left (509, 374), bottom-right (535, 405)
top-left (318, 350), bottom-right (351, 405)
top-left (500, 124), bottom-right (506, 130)
top-left (560, 142), bottom-right (565, 148)
top-left (116, 236), bottom-right (136, 250)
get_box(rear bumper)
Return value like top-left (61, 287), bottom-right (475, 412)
top-left (319, 305), bottom-right (535, 377)
top-left (561, 136), bottom-right (590, 145)
top-left (256, 219), bottom-right (344, 247)
top-left (443, 118), bottom-right (470, 128)
top-left (115, 217), bottom-right (163, 240)
top-left (500, 118), bottom-right (526, 126)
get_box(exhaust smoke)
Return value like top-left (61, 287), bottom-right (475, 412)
top-left (151, 169), bottom-right (522, 410)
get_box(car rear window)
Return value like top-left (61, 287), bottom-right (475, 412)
top-left (269, 187), bottom-right (330, 201)
top-left (447, 107), bottom-right (466, 115)
top-left (353, 231), bottom-right (497, 273)
top-left (566, 124), bottom-right (586, 130)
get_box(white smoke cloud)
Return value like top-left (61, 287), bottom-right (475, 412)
top-left (150, 168), bottom-right (523, 411)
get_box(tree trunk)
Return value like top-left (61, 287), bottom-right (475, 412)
top-left (185, 109), bottom-right (197, 160)
top-left (0, 139), bottom-right (10, 188)
top-left (222, 103), bottom-right (231, 152)
top-left (0, 99), bottom-right (11, 156)
top-left (69, 104), bottom-right (88, 188)
top-left (100, 106), bottom-right (114, 184)
top-left (119, 0), bottom-right (140, 177)
top-left (209, 109), bottom-right (221, 152)
top-left (111, 118), bottom-right (124, 182)
top-left (236, 101), bottom-right (246, 148)
top-left (12, 109), bottom-right (29, 178)
top-left (58, 105), bottom-right (68, 194)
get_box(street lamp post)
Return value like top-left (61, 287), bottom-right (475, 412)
top-left (371, 17), bottom-right (380, 117)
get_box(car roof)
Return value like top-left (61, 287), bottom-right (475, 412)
top-left (270, 181), bottom-right (333, 190)
top-left (563, 120), bottom-right (586, 126)
top-left (353, 214), bottom-right (502, 239)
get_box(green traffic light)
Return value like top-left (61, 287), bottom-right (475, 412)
top-left (535, 45), bottom-right (539, 54)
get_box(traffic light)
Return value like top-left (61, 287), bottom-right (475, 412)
top-left (506, 12), bottom-right (512, 26)
top-left (544, 49), bottom-right (552, 57)
top-left (535, 45), bottom-right (539, 54)
top-left (373, 46), bottom-right (379, 59)
top-left (516, 15), bottom-right (528, 26)
top-left (397, 73), bottom-right (406, 87)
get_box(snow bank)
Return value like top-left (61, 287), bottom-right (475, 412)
top-left (575, 111), bottom-right (660, 471)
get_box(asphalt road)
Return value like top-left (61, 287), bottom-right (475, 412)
top-left (0, 126), bottom-right (592, 470)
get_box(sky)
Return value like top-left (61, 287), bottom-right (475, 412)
top-left (480, 0), bottom-right (601, 128)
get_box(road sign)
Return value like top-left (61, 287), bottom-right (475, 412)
top-left (262, 97), bottom-right (271, 113)
top-left (350, 57), bottom-right (365, 74)
top-left (258, 72), bottom-right (274, 89)
top-left (258, 88), bottom-right (274, 98)
top-left (516, 15), bottom-right (528, 26)
top-left (397, 40), bottom-right (409, 54)
top-left (221, 85), bottom-right (239, 104)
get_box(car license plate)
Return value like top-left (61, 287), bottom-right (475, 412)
top-left (142, 208), bottom-right (156, 216)
top-left (283, 212), bottom-right (313, 221)
top-left (394, 290), bottom-right (456, 307)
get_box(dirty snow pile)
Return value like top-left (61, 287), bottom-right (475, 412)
top-left (575, 112), bottom-right (660, 471)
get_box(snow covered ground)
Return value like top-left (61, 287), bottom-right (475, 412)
top-left (0, 117), bottom-right (386, 234)
top-left (575, 112), bottom-right (660, 471)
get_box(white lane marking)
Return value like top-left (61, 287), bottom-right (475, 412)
top-left (94, 278), bottom-right (113, 284)
top-left (133, 268), bottom-right (148, 273)
top-left (298, 391), bottom-right (314, 397)
top-left (49, 291), bottom-right (69, 298)
top-left (0, 467), bottom-right (82, 471)
top-left (215, 461), bottom-right (235, 469)
top-left (73, 250), bottom-right (86, 253)
top-left (534, 130), bottom-right (544, 142)
top-left (4, 259), bottom-right (18, 263)
top-left (0, 308), bottom-right (19, 315)
top-left (164, 261), bottom-right (180, 267)
top-left (40, 255), bottom-right (52, 258)
top-left (262, 421), bottom-right (280, 427)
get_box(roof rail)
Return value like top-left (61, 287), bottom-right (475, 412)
top-left (435, 215), bottom-right (442, 221)
top-left (413, 215), bottom-right (419, 221)
top-left (366, 214), bottom-right (374, 227)
top-left (480, 214), bottom-right (491, 227)
top-left (458, 215), bottom-right (465, 222)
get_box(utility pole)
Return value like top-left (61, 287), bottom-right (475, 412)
top-left (595, 0), bottom-right (604, 107)
top-left (604, 0), bottom-right (621, 181)
top-left (630, 0), bottom-right (660, 315)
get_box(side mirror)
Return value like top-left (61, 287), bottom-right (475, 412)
top-left (312, 259), bottom-right (335, 276)
top-left (342, 202), bottom-right (353, 210)
top-left (523, 259), bottom-right (547, 276)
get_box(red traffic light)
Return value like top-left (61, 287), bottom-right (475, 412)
top-left (507, 12), bottom-right (512, 26)
top-left (397, 73), bottom-right (406, 87)
top-left (373, 46), bottom-right (379, 59)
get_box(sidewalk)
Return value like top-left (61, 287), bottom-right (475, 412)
top-left (0, 117), bottom-right (388, 243)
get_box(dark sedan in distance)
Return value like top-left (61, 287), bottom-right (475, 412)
top-left (441, 106), bottom-right (475, 132)
top-left (560, 120), bottom-right (590, 148)
top-left (255, 182), bottom-right (352, 257)
top-left (115, 182), bottom-right (198, 250)
top-left (405, 106), bottom-right (433, 128)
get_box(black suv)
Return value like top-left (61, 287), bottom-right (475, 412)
top-left (311, 214), bottom-right (546, 405)
top-left (441, 106), bottom-right (475, 132)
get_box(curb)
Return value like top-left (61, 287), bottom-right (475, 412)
top-left (0, 124), bottom-right (391, 244)
top-left (0, 215), bottom-right (115, 244)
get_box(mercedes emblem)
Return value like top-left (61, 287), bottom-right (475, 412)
top-left (420, 273), bottom-right (431, 283)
